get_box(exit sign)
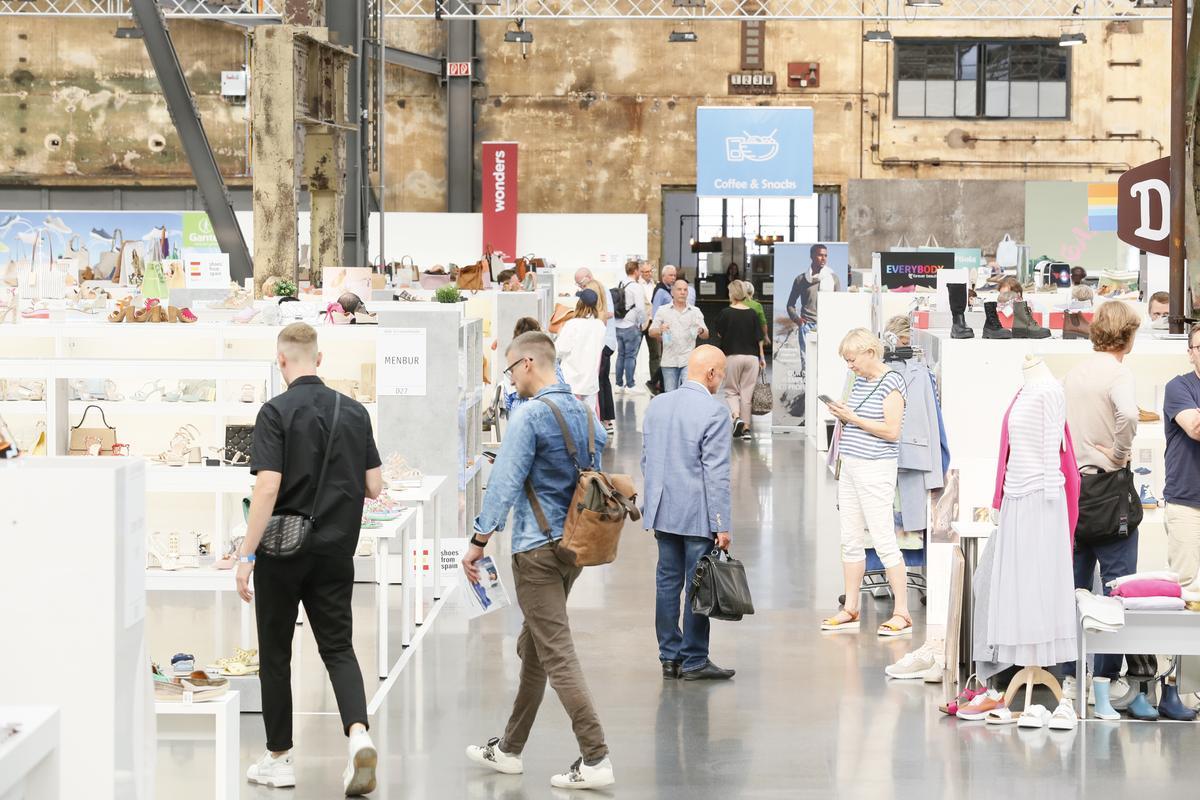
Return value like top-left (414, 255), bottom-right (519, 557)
top-left (447, 61), bottom-right (472, 78)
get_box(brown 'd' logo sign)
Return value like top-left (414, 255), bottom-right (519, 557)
top-left (1117, 156), bottom-right (1170, 257)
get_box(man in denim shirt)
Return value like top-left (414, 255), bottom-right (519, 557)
top-left (463, 331), bottom-right (614, 791)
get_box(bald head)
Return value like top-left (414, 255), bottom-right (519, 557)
top-left (574, 268), bottom-right (593, 288)
top-left (687, 345), bottom-right (727, 395)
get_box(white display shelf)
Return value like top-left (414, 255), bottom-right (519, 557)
top-left (144, 567), bottom-right (238, 592)
top-left (0, 706), bottom-right (59, 800)
top-left (0, 400), bottom-right (261, 417)
top-left (145, 464), bottom-right (253, 494)
top-left (154, 691), bottom-right (240, 800)
top-left (0, 400), bottom-right (44, 414)
top-left (462, 454), bottom-right (486, 486)
top-left (0, 358), bottom-right (276, 381)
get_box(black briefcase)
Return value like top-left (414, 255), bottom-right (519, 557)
top-left (690, 549), bottom-right (755, 621)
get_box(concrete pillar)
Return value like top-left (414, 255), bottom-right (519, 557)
top-left (304, 129), bottom-right (346, 281)
top-left (251, 25), bottom-right (303, 294)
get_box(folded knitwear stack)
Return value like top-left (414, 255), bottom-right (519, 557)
top-left (1107, 571), bottom-right (1185, 611)
top-left (1076, 588), bottom-right (1125, 632)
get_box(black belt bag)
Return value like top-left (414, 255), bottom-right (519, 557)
top-left (1075, 465), bottom-right (1142, 547)
top-left (258, 394), bottom-right (342, 559)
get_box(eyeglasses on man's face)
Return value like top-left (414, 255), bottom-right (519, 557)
top-left (504, 356), bottom-right (530, 377)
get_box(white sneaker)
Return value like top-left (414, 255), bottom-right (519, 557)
top-left (922, 659), bottom-right (944, 684)
top-left (466, 737), bottom-right (524, 775)
top-left (247, 751), bottom-right (296, 788)
top-left (1062, 675), bottom-right (1077, 702)
top-left (885, 642), bottom-right (937, 680)
top-left (343, 730), bottom-right (378, 796)
top-left (550, 757), bottom-right (615, 790)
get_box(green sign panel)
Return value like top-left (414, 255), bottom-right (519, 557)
top-left (182, 211), bottom-right (219, 250)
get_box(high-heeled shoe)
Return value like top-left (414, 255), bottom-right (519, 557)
top-left (214, 283), bottom-right (253, 310)
top-left (150, 425), bottom-right (201, 467)
top-left (103, 380), bottom-right (124, 402)
top-left (29, 421), bottom-right (47, 456)
top-left (168, 306), bottom-right (197, 323)
top-left (20, 303), bottom-right (49, 320)
top-left (132, 380), bottom-right (165, 402)
top-left (14, 380), bottom-right (44, 402)
top-left (107, 297), bottom-right (133, 323)
top-left (352, 310), bottom-right (378, 324)
top-left (208, 447), bottom-right (249, 467)
top-left (324, 303), bottom-right (352, 324)
top-left (71, 380), bottom-right (94, 401)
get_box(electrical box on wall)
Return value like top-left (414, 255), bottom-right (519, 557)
top-left (787, 62), bottom-right (820, 89)
top-left (221, 70), bottom-right (248, 98)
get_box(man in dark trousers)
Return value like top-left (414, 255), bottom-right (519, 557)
top-left (641, 345), bottom-right (735, 680)
top-left (236, 322), bottom-right (384, 796)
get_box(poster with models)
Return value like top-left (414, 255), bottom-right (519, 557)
top-left (771, 242), bottom-right (848, 427)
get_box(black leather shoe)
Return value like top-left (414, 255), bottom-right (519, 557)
top-left (662, 661), bottom-right (681, 679)
top-left (681, 661), bottom-right (735, 681)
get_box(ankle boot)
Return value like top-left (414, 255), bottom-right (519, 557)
top-left (1128, 690), bottom-right (1160, 721)
top-left (1091, 677), bottom-right (1121, 720)
top-left (1157, 677), bottom-right (1198, 721)
top-left (948, 282), bottom-right (974, 339)
top-left (982, 301), bottom-right (1012, 340)
top-left (1063, 311), bottom-right (1090, 341)
top-left (1012, 300), bottom-right (1051, 339)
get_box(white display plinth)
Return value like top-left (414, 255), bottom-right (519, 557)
top-left (809, 292), bottom-right (872, 450)
top-left (0, 458), bottom-right (154, 800)
top-left (154, 691), bottom-right (239, 800)
top-left (0, 706), bottom-right (59, 800)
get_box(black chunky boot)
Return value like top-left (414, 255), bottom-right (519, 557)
top-left (948, 282), bottom-right (974, 339)
top-left (982, 301), bottom-right (1012, 339)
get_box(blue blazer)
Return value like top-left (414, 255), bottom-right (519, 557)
top-left (640, 381), bottom-right (733, 538)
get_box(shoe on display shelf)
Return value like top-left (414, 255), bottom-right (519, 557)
top-left (940, 680), bottom-right (986, 716)
top-left (1134, 466), bottom-right (1152, 476)
top-left (885, 641), bottom-right (938, 680)
top-left (1128, 691), bottom-right (1160, 720)
top-left (466, 737), bottom-right (524, 775)
top-left (1047, 701), bottom-right (1079, 731)
top-left (170, 653), bottom-right (195, 675)
top-left (1157, 677), bottom-right (1198, 721)
top-left (247, 751), bottom-right (296, 789)
top-left (343, 730), bottom-right (378, 796)
top-left (1062, 311), bottom-right (1091, 341)
top-left (208, 648), bottom-right (259, 677)
top-left (213, 283), bottom-right (254, 310)
top-left (154, 669), bottom-right (229, 703)
top-left (982, 301), bottom-right (1012, 340)
top-left (364, 497), bottom-right (403, 522)
top-left (1017, 704), bottom-right (1052, 729)
top-left (1140, 484), bottom-right (1161, 509)
top-left (1139, 407), bottom-right (1161, 423)
top-left (550, 757), bottom-right (615, 790)
top-left (1091, 676), bottom-right (1122, 720)
top-left (956, 689), bottom-right (1006, 720)
top-left (383, 453), bottom-right (423, 490)
top-left (1011, 300), bottom-right (1051, 340)
top-left (948, 283), bottom-right (974, 340)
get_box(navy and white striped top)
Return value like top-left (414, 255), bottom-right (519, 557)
top-left (840, 371), bottom-right (907, 461)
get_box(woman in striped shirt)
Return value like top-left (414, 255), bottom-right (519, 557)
top-left (820, 328), bottom-right (911, 636)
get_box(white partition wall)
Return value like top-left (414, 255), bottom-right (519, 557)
top-left (0, 458), bottom-right (154, 800)
top-left (808, 292), bottom-right (872, 450)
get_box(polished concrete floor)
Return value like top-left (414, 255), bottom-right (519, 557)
top-left (154, 392), bottom-right (1200, 799)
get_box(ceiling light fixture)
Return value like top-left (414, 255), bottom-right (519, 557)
top-left (114, 25), bottom-right (144, 38)
top-left (669, 30), bottom-right (698, 42)
top-left (1058, 31), bottom-right (1087, 45)
top-left (905, 0), bottom-right (942, 7)
top-left (863, 29), bottom-right (893, 42)
top-left (504, 19), bottom-right (532, 43)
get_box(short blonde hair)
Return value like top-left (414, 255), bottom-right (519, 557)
top-left (743, 281), bottom-right (756, 299)
top-left (839, 327), bottom-right (884, 360)
top-left (729, 280), bottom-right (748, 303)
top-left (278, 321), bottom-right (319, 363)
top-left (1090, 301), bottom-right (1141, 352)
top-left (885, 315), bottom-right (911, 342)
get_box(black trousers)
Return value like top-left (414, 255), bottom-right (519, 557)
top-left (254, 553), bottom-right (368, 751)
top-left (598, 345), bottom-right (615, 422)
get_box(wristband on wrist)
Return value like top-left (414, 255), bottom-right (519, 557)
top-left (239, 554), bottom-right (256, 564)
top-left (470, 534), bottom-right (489, 548)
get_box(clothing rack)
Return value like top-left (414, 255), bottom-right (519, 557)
top-left (884, 345), bottom-right (925, 363)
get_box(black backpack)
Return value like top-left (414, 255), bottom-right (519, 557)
top-left (610, 281), bottom-right (631, 320)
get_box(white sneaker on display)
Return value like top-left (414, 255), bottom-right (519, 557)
top-left (246, 751), bottom-right (296, 789)
top-left (885, 641), bottom-right (937, 680)
top-left (1062, 675), bottom-right (1077, 702)
top-left (343, 730), bottom-right (378, 796)
top-left (550, 756), bottom-right (615, 790)
top-left (466, 737), bottom-right (524, 775)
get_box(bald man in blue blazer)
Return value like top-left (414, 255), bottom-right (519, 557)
top-left (640, 345), bottom-right (735, 681)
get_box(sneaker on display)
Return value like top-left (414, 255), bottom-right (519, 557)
top-left (885, 641), bottom-right (937, 680)
top-left (1048, 700), bottom-right (1079, 731)
top-left (1140, 484), bottom-right (1161, 509)
top-left (247, 751), bottom-right (296, 789)
top-left (550, 756), bottom-right (615, 790)
top-left (955, 689), bottom-right (1006, 721)
top-left (343, 730), bottom-right (378, 796)
top-left (465, 737), bottom-right (524, 775)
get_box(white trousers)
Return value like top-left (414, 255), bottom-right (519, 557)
top-left (838, 456), bottom-right (902, 568)
top-left (1167, 502), bottom-right (1200, 588)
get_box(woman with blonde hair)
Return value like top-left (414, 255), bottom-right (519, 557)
top-left (822, 327), bottom-right (911, 636)
top-left (713, 279), bottom-right (766, 440)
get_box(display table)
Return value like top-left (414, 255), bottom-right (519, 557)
top-left (951, 521), bottom-right (994, 686)
top-left (390, 475), bottom-right (450, 606)
top-left (0, 706), bottom-right (60, 800)
top-left (155, 691), bottom-right (239, 800)
top-left (1075, 610), bottom-right (1200, 720)
top-left (368, 507), bottom-right (420, 678)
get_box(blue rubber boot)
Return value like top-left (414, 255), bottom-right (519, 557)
top-left (1157, 678), bottom-right (1198, 721)
top-left (1128, 691), bottom-right (1160, 721)
top-left (1092, 677), bottom-right (1121, 720)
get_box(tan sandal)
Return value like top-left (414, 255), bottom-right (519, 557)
top-left (878, 613), bottom-right (913, 637)
top-left (820, 609), bottom-right (861, 631)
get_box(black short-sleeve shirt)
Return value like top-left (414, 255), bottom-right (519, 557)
top-left (251, 376), bottom-right (382, 557)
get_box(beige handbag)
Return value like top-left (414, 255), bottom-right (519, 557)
top-left (95, 228), bottom-right (123, 281)
top-left (69, 404), bottom-right (118, 456)
top-left (62, 234), bottom-right (90, 278)
top-left (164, 259), bottom-right (186, 289)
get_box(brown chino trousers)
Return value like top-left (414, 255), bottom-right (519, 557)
top-left (500, 543), bottom-right (608, 763)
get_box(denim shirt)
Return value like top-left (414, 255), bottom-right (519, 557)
top-left (474, 384), bottom-right (608, 554)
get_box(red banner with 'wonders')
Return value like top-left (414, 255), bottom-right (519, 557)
top-left (482, 142), bottom-right (518, 262)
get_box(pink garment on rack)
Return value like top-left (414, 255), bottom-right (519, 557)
top-left (992, 392), bottom-right (1081, 546)
top-left (1111, 579), bottom-right (1183, 599)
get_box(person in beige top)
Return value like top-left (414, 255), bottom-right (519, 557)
top-left (1059, 300), bottom-right (1141, 704)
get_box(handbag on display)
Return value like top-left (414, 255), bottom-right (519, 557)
top-left (69, 404), bottom-right (117, 455)
top-left (751, 372), bottom-right (773, 416)
top-left (1075, 465), bottom-right (1143, 545)
top-left (690, 549), bottom-right (755, 621)
top-left (458, 259), bottom-right (485, 292)
top-left (523, 397), bottom-right (640, 568)
top-left (141, 260), bottom-right (169, 301)
top-left (488, 250), bottom-right (505, 283)
top-left (257, 394), bottom-right (341, 559)
top-left (94, 228), bottom-right (123, 281)
top-left (996, 233), bottom-right (1019, 268)
top-left (62, 235), bottom-right (90, 279)
top-left (224, 424), bottom-right (255, 463)
top-left (164, 259), bottom-right (186, 290)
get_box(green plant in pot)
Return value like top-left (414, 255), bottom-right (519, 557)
top-left (435, 285), bottom-right (463, 304)
top-left (275, 278), bottom-right (298, 299)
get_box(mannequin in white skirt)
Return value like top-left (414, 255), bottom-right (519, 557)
top-left (973, 356), bottom-right (1078, 679)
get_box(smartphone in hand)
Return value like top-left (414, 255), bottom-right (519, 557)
top-left (818, 394), bottom-right (834, 405)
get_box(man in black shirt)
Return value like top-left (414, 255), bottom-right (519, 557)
top-left (237, 322), bottom-right (384, 796)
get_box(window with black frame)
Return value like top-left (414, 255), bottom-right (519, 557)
top-left (895, 39), bottom-right (1069, 120)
